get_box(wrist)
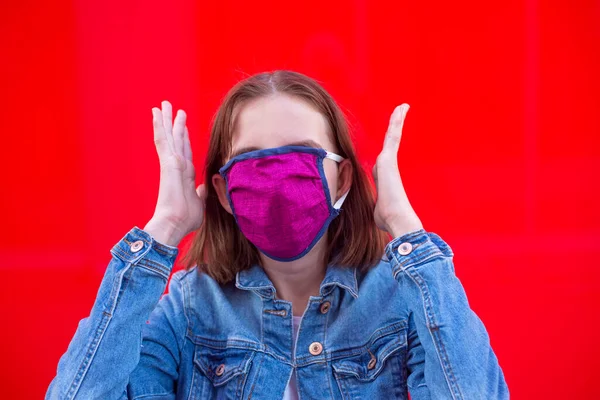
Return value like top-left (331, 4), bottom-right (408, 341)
top-left (143, 218), bottom-right (184, 247)
top-left (387, 215), bottom-right (423, 238)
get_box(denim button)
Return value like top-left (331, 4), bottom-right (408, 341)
top-left (320, 301), bottom-right (331, 314)
top-left (397, 242), bottom-right (413, 256)
top-left (367, 355), bottom-right (377, 370)
top-left (215, 363), bottom-right (225, 376)
top-left (130, 240), bottom-right (144, 253)
top-left (309, 342), bottom-right (323, 355)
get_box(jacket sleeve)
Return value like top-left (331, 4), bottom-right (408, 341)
top-left (45, 226), bottom-right (185, 400)
top-left (385, 229), bottom-right (510, 400)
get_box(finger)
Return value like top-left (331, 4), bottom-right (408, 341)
top-left (372, 163), bottom-right (378, 185)
top-left (161, 100), bottom-right (174, 146)
top-left (382, 103), bottom-right (410, 154)
top-left (173, 109), bottom-right (186, 158)
top-left (183, 125), bottom-right (193, 162)
top-left (152, 107), bottom-right (174, 157)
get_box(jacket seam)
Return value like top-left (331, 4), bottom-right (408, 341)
top-left (132, 393), bottom-right (173, 400)
top-left (247, 351), bottom-right (265, 399)
top-left (399, 264), bottom-right (464, 400)
top-left (65, 311), bottom-right (111, 399)
top-left (399, 247), bottom-right (440, 269)
top-left (176, 270), bottom-right (194, 353)
top-left (323, 301), bottom-right (335, 399)
top-left (66, 263), bottom-right (133, 399)
top-left (135, 262), bottom-right (169, 281)
top-left (140, 258), bottom-right (171, 276)
top-left (173, 272), bottom-right (185, 351)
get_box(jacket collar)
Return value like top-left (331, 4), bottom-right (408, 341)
top-left (235, 262), bottom-right (359, 299)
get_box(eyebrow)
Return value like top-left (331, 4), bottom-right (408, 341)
top-left (230, 140), bottom-right (323, 158)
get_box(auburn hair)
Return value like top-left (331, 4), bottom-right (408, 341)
top-left (181, 70), bottom-right (389, 284)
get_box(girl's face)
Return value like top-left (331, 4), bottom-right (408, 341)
top-left (213, 93), bottom-right (351, 216)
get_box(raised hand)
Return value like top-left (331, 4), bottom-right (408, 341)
top-left (143, 100), bottom-right (207, 247)
top-left (372, 104), bottom-right (423, 238)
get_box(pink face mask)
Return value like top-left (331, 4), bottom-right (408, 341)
top-left (219, 145), bottom-right (349, 262)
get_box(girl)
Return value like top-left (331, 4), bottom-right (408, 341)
top-left (46, 70), bottom-right (509, 399)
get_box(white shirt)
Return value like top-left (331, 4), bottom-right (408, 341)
top-left (282, 316), bottom-right (302, 400)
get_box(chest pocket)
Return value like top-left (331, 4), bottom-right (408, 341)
top-left (331, 322), bottom-right (409, 400)
top-left (192, 345), bottom-right (255, 400)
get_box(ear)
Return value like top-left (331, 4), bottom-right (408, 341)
top-left (336, 159), bottom-right (353, 200)
top-left (212, 173), bottom-right (233, 215)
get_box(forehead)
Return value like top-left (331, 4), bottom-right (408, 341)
top-left (230, 94), bottom-right (335, 156)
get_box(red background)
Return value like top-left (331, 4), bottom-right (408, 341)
top-left (1, 0), bottom-right (599, 398)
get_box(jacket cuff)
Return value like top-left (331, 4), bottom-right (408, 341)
top-left (110, 226), bottom-right (179, 280)
top-left (384, 229), bottom-right (454, 276)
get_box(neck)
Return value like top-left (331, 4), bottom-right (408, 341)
top-left (259, 236), bottom-right (328, 317)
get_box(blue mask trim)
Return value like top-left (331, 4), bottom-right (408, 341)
top-left (218, 145), bottom-right (327, 176)
top-left (221, 170), bottom-right (241, 237)
top-left (218, 145), bottom-right (342, 263)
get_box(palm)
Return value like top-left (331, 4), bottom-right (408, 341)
top-left (372, 152), bottom-right (403, 231)
top-left (151, 101), bottom-right (206, 236)
top-left (372, 104), bottom-right (422, 237)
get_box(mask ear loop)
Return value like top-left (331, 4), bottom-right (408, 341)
top-left (325, 151), bottom-right (350, 210)
top-left (325, 151), bottom-right (344, 163)
top-left (333, 188), bottom-right (350, 210)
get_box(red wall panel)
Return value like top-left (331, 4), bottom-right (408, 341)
top-left (1, 0), bottom-right (598, 398)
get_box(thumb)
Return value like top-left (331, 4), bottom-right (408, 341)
top-left (196, 183), bottom-right (207, 200)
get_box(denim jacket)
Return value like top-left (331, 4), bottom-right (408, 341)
top-left (46, 226), bottom-right (509, 399)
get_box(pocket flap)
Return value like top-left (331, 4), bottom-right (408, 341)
top-left (194, 346), bottom-right (255, 386)
top-left (331, 326), bottom-right (407, 382)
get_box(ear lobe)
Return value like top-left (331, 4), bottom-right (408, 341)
top-left (212, 173), bottom-right (233, 214)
